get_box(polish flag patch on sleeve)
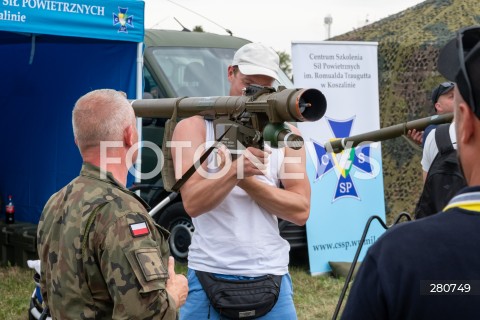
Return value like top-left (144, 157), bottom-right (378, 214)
top-left (129, 221), bottom-right (150, 237)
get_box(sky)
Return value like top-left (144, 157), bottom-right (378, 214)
top-left (142, 0), bottom-right (426, 54)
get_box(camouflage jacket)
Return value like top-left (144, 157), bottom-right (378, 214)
top-left (37, 163), bottom-right (176, 319)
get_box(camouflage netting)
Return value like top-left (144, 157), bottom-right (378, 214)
top-left (332, 0), bottom-right (480, 223)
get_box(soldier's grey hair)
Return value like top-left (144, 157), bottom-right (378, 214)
top-left (72, 89), bottom-right (136, 148)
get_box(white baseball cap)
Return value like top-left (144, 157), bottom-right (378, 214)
top-left (232, 43), bottom-right (280, 80)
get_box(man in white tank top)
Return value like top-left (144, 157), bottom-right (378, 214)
top-left (173, 43), bottom-right (311, 320)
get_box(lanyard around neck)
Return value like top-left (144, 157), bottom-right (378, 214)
top-left (443, 191), bottom-right (480, 212)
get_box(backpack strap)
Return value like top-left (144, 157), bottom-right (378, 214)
top-left (161, 102), bottom-right (179, 192)
top-left (434, 123), bottom-right (453, 155)
top-left (170, 125), bottom-right (232, 193)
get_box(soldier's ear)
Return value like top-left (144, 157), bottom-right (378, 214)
top-left (123, 124), bottom-right (135, 147)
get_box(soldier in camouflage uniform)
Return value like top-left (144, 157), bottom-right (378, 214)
top-left (37, 89), bottom-right (188, 319)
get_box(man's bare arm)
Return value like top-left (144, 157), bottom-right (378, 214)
top-left (171, 116), bottom-right (269, 217)
top-left (237, 125), bottom-right (311, 225)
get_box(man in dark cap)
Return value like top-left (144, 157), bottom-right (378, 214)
top-left (342, 25), bottom-right (480, 319)
top-left (432, 81), bottom-right (456, 114)
top-left (407, 81), bottom-right (455, 145)
top-left (418, 81), bottom-right (456, 145)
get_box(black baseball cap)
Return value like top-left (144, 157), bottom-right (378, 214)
top-left (431, 82), bottom-right (455, 106)
top-left (437, 25), bottom-right (480, 118)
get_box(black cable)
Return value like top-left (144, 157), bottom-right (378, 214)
top-left (391, 211), bottom-right (413, 226)
top-left (331, 212), bottom-right (412, 320)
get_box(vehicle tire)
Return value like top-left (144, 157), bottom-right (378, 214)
top-left (157, 202), bottom-right (194, 264)
top-left (278, 219), bottom-right (307, 249)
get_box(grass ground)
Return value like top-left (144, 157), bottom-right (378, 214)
top-left (0, 249), bottom-right (349, 320)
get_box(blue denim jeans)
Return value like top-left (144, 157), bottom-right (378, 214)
top-left (180, 268), bottom-right (297, 320)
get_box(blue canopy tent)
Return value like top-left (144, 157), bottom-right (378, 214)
top-left (0, 0), bottom-right (145, 223)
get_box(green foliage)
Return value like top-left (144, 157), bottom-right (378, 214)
top-left (0, 265), bottom-right (33, 320)
top-left (332, 0), bottom-right (480, 222)
top-left (291, 265), bottom-right (348, 319)
top-left (277, 50), bottom-right (293, 80)
top-left (0, 261), bottom-right (347, 320)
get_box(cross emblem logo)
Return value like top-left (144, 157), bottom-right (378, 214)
top-left (312, 117), bottom-right (374, 201)
top-left (113, 7), bottom-right (134, 33)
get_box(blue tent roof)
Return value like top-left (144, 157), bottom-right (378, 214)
top-left (0, 0), bottom-right (144, 42)
top-left (0, 0), bottom-right (145, 223)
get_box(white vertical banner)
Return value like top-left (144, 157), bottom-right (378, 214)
top-left (292, 41), bottom-right (386, 275)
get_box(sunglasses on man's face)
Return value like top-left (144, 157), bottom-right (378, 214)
top-left (456, 26), bottom-right (480, 112)
top-left (433, 82), bottom-right (455, 105)
top-left (439, 81), bottom-right (454, 90)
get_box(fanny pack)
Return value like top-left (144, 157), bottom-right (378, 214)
top-left (195, 270), bottom-right (283, 319)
